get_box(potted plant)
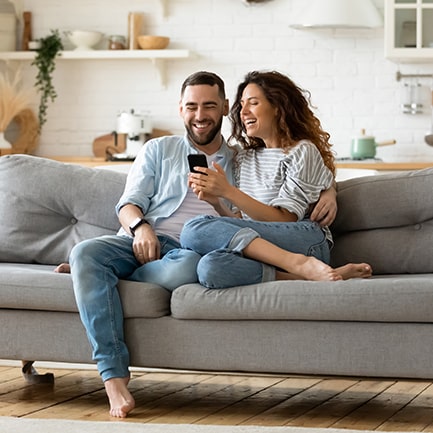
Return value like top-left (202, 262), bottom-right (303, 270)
top-left (31, 29), bottom-right (63, 130)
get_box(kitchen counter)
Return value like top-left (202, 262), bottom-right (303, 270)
top-left (47, 156), bottom-right (433, 172)
top-left (335, 160), bottom-right (433, 171)
top-left (47, 156), bottom-right (126, 167)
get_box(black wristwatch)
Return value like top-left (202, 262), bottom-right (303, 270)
top-left (129, 217), bottom-right (149, 236)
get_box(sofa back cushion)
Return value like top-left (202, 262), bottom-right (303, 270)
top-left (0, 155), bottom-right (126, 264)
top-left (331, 168), bottom-right (433, 274)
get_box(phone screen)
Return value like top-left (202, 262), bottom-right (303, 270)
top-left (187, 154), bottom-right (208, 173)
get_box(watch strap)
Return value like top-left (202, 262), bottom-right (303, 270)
top-left (129, 217), bottom-right (149, 236)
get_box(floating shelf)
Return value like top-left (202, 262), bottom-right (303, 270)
top-left (0, 49), bottom-right (191, 87)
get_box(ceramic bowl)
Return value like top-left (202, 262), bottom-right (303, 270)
top-left (137, 35), bottom-right (170, 50)
top-left (28, 40), bottom-right (41, 50)
top-left (68, 30), bottom-right (103, 50)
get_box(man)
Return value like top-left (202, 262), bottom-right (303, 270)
top-left (68, 71), bottom-right (337, 418)
top-left (69, 71), bottom-right (233, 418)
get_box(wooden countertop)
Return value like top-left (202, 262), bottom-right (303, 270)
top-left (47, 156), bottom-right (433, 171)
top-left (48, 156), bottom-right (131, 167)
top-left (335, 161), bottom-right (433, 170)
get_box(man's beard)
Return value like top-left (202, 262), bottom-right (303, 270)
top-left (185, 117), bottom-right (223, 146)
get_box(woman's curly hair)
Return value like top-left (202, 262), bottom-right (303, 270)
top-left (229, 70), bottom-right (336, 177)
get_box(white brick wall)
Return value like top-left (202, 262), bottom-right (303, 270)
top-left (6, 0), bottom-right (433, 160)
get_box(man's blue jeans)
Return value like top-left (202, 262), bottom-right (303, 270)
top-left (180, 215), bottom-right (330, 289)
top-left (70, 234), bottom-right (200, 382)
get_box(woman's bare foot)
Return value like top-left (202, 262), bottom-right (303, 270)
top-left (104, 377), bottom-right (135, 418)
top-left (276, 262), bottom-right (372, 282)
top-left (54, 263), bottom-right (71, 273)
top-left (336, 263), bottom-right (372, 280)
top-left (284, 254), bottom-right (342, 281)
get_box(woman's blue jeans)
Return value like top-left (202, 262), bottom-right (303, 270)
top-left (180, 215), bottom-right (330, 289)
top-left (69, 234), bottom-right (200, 382)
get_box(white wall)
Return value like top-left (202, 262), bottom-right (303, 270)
top-left (6, 0), bottom-right (433, 160)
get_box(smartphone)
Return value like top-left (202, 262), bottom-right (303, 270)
top-left (187, 154), bottom-right (208, 174)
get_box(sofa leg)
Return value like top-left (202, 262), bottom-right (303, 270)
top-left (21, 360), bottom-right (55, 385)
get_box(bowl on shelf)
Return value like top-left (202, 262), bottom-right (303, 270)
top-left (28, 40), bottom-right (41, 50)
top-left (67, 30), bottom-right (103, 50)
top-left (137, 35), bottom-right (170, 50)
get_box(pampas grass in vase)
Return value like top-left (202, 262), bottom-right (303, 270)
top-left (0, 66), bottom-right (35, 153)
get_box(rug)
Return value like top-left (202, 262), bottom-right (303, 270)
top-left (0, 417), bottom-right (423, 433)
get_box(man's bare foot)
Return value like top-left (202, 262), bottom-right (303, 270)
top-left (104, 377), bottom-right (135, 418)
top-left (336, 263), bottom-right (372, 280)
top-left (54, 263), bottom-right (71, 273)
top-left (284, 254), bottom-right (342, 281)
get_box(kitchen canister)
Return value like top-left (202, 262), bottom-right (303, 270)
top-left (0, 0), bottom-right (17, 51)
top-left (108, 35), bottom-right (126, 50)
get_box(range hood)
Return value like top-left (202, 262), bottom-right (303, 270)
top-left (290, 0), bottom-right (383, 29)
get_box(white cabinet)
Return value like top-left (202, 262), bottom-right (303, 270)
top-left (385, 0), bottom-right (433, 62)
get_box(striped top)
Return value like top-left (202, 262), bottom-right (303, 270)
top-left (235, 140), bottom-right (334, 241)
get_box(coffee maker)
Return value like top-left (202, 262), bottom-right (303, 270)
top-left (112, 109), bottom-right (152, 160)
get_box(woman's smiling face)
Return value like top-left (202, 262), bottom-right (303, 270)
top-left (240, 83), bottom-right (279, 147)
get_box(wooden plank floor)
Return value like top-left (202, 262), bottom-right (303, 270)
top-left (1, 364), bottom-right (433, 430)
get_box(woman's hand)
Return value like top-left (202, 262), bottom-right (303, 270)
top-left (189, 162), bottom-right (240, 216)
top-left (188, 162), bottom-right (232, 202)
top-left (310, 186), bottom-right (337, 227)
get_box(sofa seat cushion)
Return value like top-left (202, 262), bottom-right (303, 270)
top-left (331, 168), bottom-right (433, 273)
top-left (0, 263), bottom-right (171, 318)
top-left (171, 275), bottom-right (433, 323)
top-left (0, 155), bottom-right (127, 265)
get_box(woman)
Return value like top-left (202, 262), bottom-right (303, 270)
top-left (180, 70), bottom-right (371, 288)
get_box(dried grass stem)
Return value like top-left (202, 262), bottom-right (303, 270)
top-left (0, 67), bottom-right (34, 132)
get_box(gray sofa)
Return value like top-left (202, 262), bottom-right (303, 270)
top-left (1, 154), bottom-right (433, 380)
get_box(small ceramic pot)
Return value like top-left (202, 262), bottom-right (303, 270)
top-left (351, 129), bottom-right (396, 159)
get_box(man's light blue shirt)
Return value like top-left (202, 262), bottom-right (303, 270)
top-left (116, 134), bottom-right (235, 237)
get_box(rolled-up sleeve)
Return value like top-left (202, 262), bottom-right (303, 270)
top-left (270, 142), bottom-right (334, 220)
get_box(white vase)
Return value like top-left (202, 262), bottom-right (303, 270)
top-left (0, 0), bottom-right (17, 51)
top-left (0, 131), bottom-right (12, 149)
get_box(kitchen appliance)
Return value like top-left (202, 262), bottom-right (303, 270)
top-left (350, 129), bottom-right (396, 159)
top-left (113, 109), bottom-right (152, 160)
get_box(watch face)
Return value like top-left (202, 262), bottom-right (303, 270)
top-left (130, 217), bottom-right (144, 234)
top-left (131, 218), bottom-right (142, 229)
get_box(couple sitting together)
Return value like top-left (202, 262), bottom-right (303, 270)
top-left (55, 70), bottom-right (371, 417)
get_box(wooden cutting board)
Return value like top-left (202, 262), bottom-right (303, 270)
top-left (92, 128), bottom-right (172, 158)
top-left (92, 132), bottom-right (125, 158)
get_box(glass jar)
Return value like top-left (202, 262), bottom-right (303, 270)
top-left (108, 35), bottom-right (126, 50)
